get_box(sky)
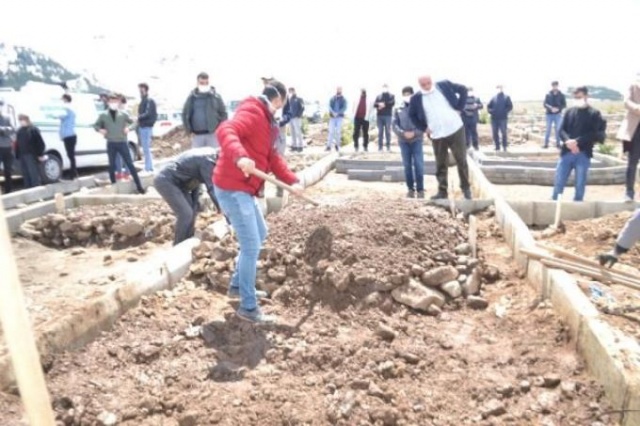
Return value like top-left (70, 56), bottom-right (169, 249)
top-left (4, 0), bottom-right (640, 107)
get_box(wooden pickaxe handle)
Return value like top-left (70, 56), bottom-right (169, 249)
top-left (251, 169), bottom-right (320, 206)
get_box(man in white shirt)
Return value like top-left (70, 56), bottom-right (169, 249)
top-left (408, 75), bottom-right (472, 200)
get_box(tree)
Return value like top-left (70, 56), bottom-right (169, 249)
top-left (567, 85), bottom-right (623, 101)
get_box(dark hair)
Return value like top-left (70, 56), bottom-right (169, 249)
top-left (108, 93), bottom-right (120, 100)
top-left (573, 86), bottom-right (588, 95)
top-left (197, 72), bottom-right (209, 80)
top-left (18, 114), bottom-right (30, 123)
top-left (551, 81), bottom-right (559, 86)
top-left (138, 83), bottom-right (149, 91)
top-left (289, 87), bottom-right (295, 92)
top-left (402, 86), bottom-right (414, 95)
top-left (62, 94), bottom-right (72, 102)
top-left (263, 80), bottom-right (287, 101)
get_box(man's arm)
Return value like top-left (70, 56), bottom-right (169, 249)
top-left (215, 108), bottom-right (253, 164)
top-left (487, 97), bottom-right (495, 114)
top-left (559, 110), bottom-right (571, 142)
top-left (450, 81), bottom-right (468, 111)
top-left (93, 115), bottom-right (104, 132)
top-left (182, 96), bottom-right (192, 132)
top-left (392, 110), bottom-right (403, 137)
top-left (137, 99), bottom-right (149, 121)
top-left (387, 94), bottom-right (395, 109)
top-left (269, 152), bottom-right (299, 185)
top-left (559, 93), bottom-right (566, 110)
top-left (217, 94), bottom-right (228, 122)
top-left (506, 96), bottom-right (513, 113)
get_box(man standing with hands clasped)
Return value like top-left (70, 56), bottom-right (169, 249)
top-left (543, 81), bottom-right (567, 149)
top-left (375, 84), bottom-right (395, 152)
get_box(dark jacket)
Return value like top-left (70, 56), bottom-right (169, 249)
top-left (544, 90), bottom-right (567, 115)
top-left (158, 147), bottom-right (218, 203)
top-left (463, 96), bottom-right (483, 122)
top-left (182, 87), bottom-right (228, 134)
top-left (0, 115), bottom-right (15, 148)
top-left (94, 110), bottom-right (134, 142)
top-left (408, 80), bottom-right (468, 132)
top-left (138, 96), bottom-right (158, 128)
top-left (560, 106), bottom-right (606, 158)
top-left (15, 126), bottom-right (45, 158)
top-left (329, 95), bottom-right (347, 117)
top-left (487, 93), bottom-right (513, 120)
top-left (289, 95), bottom-right (305, 119)
top-left (393, 104), bottom-right (424, 143)
top-left (374, 92), bottom-right (396, 117)
top-left (279, 98), bottom-right (291, 127)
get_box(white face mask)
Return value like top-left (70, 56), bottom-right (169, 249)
top-left (108, 103), bottom-right (119, 110)
top-left (19, 120), bottom-right (28, 127)
top-left (403, 95), bottom-right (411, 104)
top-left (198, 85), bottom-right (209, 93)
top-left (468, 91), bottom-right (474, 97)
top-left (572, 98), bottom-right (587, 108)
top-left (382, 87), bottom-right (389, 93)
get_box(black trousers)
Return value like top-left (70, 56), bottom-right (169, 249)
top-left (431, 127), bottom-right (470, 194)
top-left (626, 123), bottom-right (640, 197)
top-left (154, 174), bottom-right (199, 245)
top-left (107, 141), bottom-right (143, 192)
top-left (0, 147), bottom-right (13, 194)
top-left (63, 135), bottom-right (78, 178)
top-left (353, 117), bottom-right (370, 150)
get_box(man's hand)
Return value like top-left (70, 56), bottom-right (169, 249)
top-left (124, 127), bottom-right (130, 134)
top-left (236, 157), bottom-right (255, 177)
top-left (290, 183), bottom-right (304, 197)
top-left (403, 131), bottom-right (415, 140)
top-left (377, 102), bottom-right (385, 109)
top-left (551, 107), bottom-right (559, 113)
top-left (99, 129), bottom-right (107, 136)
top-left (565, 139), bottom-right (578, 152)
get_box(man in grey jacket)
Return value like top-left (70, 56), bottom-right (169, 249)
top-left (154, 147), bottom-right (220, 245)
top-left (393, 86), bottom-right (425, 198)
top-left (182, 72), bottom-right (228, 149)
top-left (598, 208), bottom-right (640, 267)
top-left (0, 101), bottom-right (15, 194)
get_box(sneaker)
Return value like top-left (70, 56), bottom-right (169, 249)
top-left (625, 193), bottom-right (634, 203)
top-left (137, 187), bottom-right (146, 195)
top-left (543, 144), bottom-right (549, 149)
top-left (236, 306), bottom-right (276, 324)
top-left (325, 147), bottom-right (331, 152)
top-left (115, 172), bottom-right (123, 181)
top-left (430, 192), bottom-right (448, 200)
top-left (406, 190), bottom-right (416, 198)
top-left (598, 252), bottom-right (619, 268)
top-left (227, 287), bottom-right (269, 299)
top-left (463, 189), bottom-right (473, 200)
top-left (416, 191), bottom-right (425, 199)
top-left (334, 145), bottom-right (340, 152)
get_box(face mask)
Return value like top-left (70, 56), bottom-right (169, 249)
top-left (382, 87), bottom-right (389, 93)
top-left (337, 92), bottom-right (342, 96)
top-left (422, 87), bottom-right (434, 94)
top-left (468, 91), bottom-right (474, 97)
top-left (19, 121), bottom-right (28, 127)
top-left (108, 103), bottom-right (119, 110)
top-left (198, 85), bottom-right (209, 93)
top-left (403, 96), bottom-right (411, 104)
top-left (572, 98), bottom-right (587, 108)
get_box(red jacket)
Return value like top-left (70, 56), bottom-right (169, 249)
top-left (213, 97), bottom-right (298, 195)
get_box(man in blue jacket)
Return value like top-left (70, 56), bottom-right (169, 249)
top-left (409, 75), bottom-right (472, 200)
top-left (326, 87), bottom-right (347, 152)
top-left (394, 86), bottom-right (425, 198)
top-left (462, 87), bottom-right (483, 150)
top-left (543, 81), bottom-right (567, 149)
top-left (487, 85), bottom-right (513, 151)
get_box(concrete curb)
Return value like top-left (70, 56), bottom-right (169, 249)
top-left (508, 200), bottom-right (640, 226)
top-left (470, 154), bottom-right (640, 425)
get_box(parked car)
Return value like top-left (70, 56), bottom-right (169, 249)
top-left (153, 111), bottom-right (181, 138)
top-left (0, 95), bottom-right (140, 184)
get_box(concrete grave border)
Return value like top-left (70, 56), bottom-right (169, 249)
top-left (0, 153), bottom-right (338, 392)
top-left (467, 157), bottom-right (640, 426)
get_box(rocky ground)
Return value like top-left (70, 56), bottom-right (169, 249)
top-left (0, 191), bottom-right (614, 425)
top-left (538, 210), bottom-right (640, 341)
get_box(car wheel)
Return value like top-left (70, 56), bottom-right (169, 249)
top-left (40, 153), bottom-right (62, 183)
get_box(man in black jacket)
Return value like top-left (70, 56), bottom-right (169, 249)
top-left (552, 86), bottom-right (605, 201)
top-left (182, 72), bottom-right (228, 149)
top-left (154, 147), bottom-right (221, 245)
top-left (543, 81), bottom-right (567, 148)
top-left (0, 101), bottom-right (15, 194)
top-left (375, 84), bottom-right (395, 152)
top-left (288, 88), bottom-right (305, 152)
top-left (137, 83), bottom-right (158, 172)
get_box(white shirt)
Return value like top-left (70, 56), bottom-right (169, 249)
top-left (421, 88), bottom-right (463, 139)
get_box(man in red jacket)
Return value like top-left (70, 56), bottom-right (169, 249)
top-left (214, 80), bottom-right (304, 323)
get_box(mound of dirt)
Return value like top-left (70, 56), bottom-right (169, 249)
top-left (191, 199), bottom-right (489, 314)
top-left (152, 127), bottom-right (191, 159)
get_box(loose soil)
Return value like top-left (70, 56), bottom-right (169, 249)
top-left (0, 176), bottom-right (614, 425)
top-left (538, 211), bottom-right (640, 340)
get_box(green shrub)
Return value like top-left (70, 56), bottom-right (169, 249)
top-left (478, 110), bottom-right (489, 125)
top-left (302, 117), bottom-right (309, 135)
top-left (597, 143), bottom-right (615, 156)
top-left (322, 112), bottom-right (331, 123)
top-left (341, 120), bottom-right (354, 146)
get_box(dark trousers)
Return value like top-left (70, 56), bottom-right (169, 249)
top-left (431, 127), bottom-right (470, 194)
top-left (154, 174), bottom-right (198, 245)
top-left (107, 141), bottom-right (143, 191)
top-left (491, 118), bottom-right (508, 150)
top-left (19, 154), bottom-right (42, 189)
top-left (626, 123), bottom-right (640, 198)
top-left (0, 147), bottom-right (14, 194)
top-left (353, 117), bottom-right (369, 150)
top-left (463, 118), bottom-right (479, 149)
top-left (63, 135), bottom-right (78, 178)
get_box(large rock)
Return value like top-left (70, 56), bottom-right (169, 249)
top-left (391, 279), bottom-right (446, 312)
top-left (421, 266), bottom-right (459, 287)
top-left (441, 281), bottom-right (462, 299)
top-left (462, 268), bottom-right (482, 296)
top-left (113, 219), bottom-right (144, 237)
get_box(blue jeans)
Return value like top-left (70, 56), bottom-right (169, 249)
top-left (545, 113), bottom-right (562, 147)
top-left (139, 127), bottom-right (153, 171)
top-left (377, 115), bottom-right (392, 150)
top-left (491, 118), bottom-right (508, 150)
top-left (213, 185), bottom-right (268, 311)
top-left (552, 152), bottom-right (591, 201)
top-left (399, 140), bottom-right (425, 192)
top-left (327, 117), bottom-right (343, 149)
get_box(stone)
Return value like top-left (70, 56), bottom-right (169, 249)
top-left (421, 266), bottom-right (459, 287)
top-left (497, 384), bottom-right (514, 398)
top-left (441, 281), bottom-right (462, 299)
top-left (376, 323), bottom-right (397, 342)
top-left (455, 243), bottom-right (472, 255)
top-left (97, 411), bottom-right (117, 426)
top-left (369, 407), bottom-right (399, 425)
top-left (467, 296), bottom-right (489, 310)
top-left (192, 241), bottom-right (216, 259)
top-left (482, 399), bottom-right (506, 419)
top-left (391, 279), bottom-right (446, 312)
top-left (267, 267), bottom-right (287, 284)
top-left (113, 219), bottom-right (144, 237)
top-left (426, 305), bottom-right (442, 316)
top-left (410, 264), bottom-right (425, 277)
top-left (335, 273), bottom-right (352, 292)
top-left (457, 274), bottom-right (467, 284)
top-left (520, 380), bottom-right (531, 393)
top-left (483, 265), bottom-right (500, 283)
top-left (456, 256), bottom-right (469, 266)
top-left (368, 381), bottom-right (386, 399)
top-left (178, 412), bottom-right (199, 426)
top-left (71, 248), bottom-right (85, 256)
top-left (542, 374), bottom-right (561, 388)
top-left (561, 381), bottom-right (576, 398)
top-left (213, 246), bottom-right (235, 262)
top-left (537, 391), bottom-right (560, 414)
top-left (462, 268), bottom-right (482, 296)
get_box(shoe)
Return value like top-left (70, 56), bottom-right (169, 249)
top-left (334, 145), bottom-right (340, 152)
top-left (543, 144), bottom-right (549, 149)
top-left (406, 190), bottom-right (416, 198)
top-left (325, 147), bottom-right (331, 152)
top-left (227, 287), bottom-right (269, 299)
top-left (236, 306), bottom-right (276, 324)
top-left (598, 252), bottom-right (618, 268)
top-left (416, 191), bottom-right (425, 199)
top-left (463, 189), bottom-right (472, 200)
top-left (386, 147), bottom-right (391, 153)
top-left (364, 147), bottom-right (368, 152)
top-left (430, 192), bottom-right (448, 200)
top-left (137, 187), bottom-right (146, 195)
top-left (115, 172), bottom-right (122, 181)
top-left (625, 193), bottom-right (634, 203)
